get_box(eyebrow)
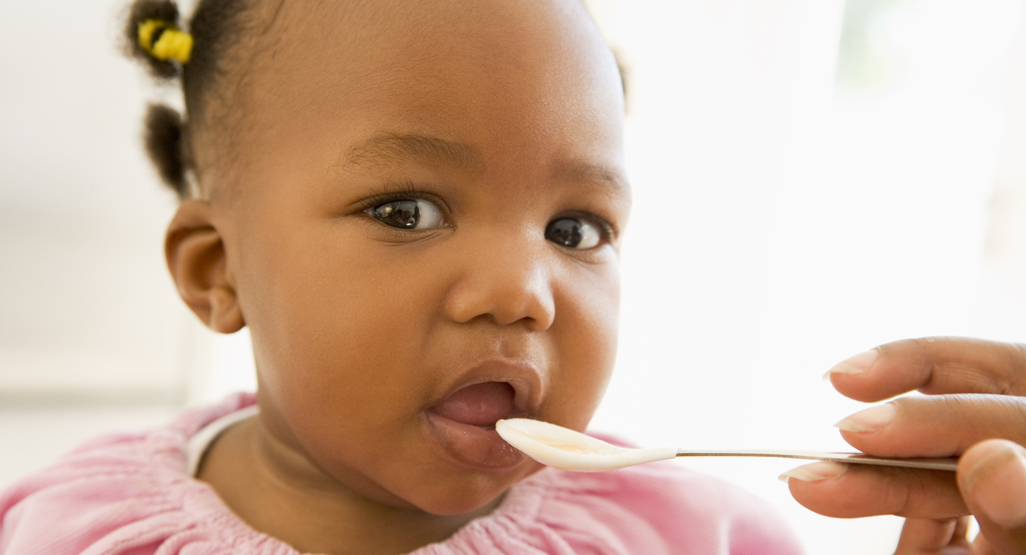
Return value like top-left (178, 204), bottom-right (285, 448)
top-left (342, 133), bottom-right (484, 173)
top-left (337, 132), bottom-right (630, 199)
top-left (552, 159), bottom-right (631, 200)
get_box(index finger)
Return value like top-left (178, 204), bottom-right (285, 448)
top-left (824, 337), bottom-right (1026, 402)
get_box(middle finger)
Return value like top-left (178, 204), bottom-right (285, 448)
top-left (835, 395), bottom-right (1026, 458)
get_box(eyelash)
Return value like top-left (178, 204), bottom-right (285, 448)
top-left (355, 181), bottom-right (449, 214)
top-left (356, 182), bottom-right (619, 245)
top-left (551, 211), bottom-right (618, 247)
top-left (576, 212), bottom-right (617, 242)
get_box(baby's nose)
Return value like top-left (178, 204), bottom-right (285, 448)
top-left (442, 231), bottom-right (556, 330)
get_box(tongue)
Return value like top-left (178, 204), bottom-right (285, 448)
top-left (430, 382), bottom-right (515, 427)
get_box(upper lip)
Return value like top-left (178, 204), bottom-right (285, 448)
top-left (429, 359), bottom-right (544, 419)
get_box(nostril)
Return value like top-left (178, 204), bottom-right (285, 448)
top-left (443, 268), bottom-right (556, 329)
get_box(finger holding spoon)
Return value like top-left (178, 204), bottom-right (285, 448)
top-left (782, 460), bottom-right (966, 519)
top-left (885, 440), bottom-right (1026, 555)
top-left (831, 394), bottom-right (1026, 459)
top-left (957, 439), bottom-right (1026, 555)
top-left (790, 337), bottom-right (1026, 553)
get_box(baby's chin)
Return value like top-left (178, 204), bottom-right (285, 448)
top-left (400, 461), bottom-right (545, 517)
top-left (336, 456), bottom-right (543, 517)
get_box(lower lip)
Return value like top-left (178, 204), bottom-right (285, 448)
top-left (424, 411), bottom-right (527, 471)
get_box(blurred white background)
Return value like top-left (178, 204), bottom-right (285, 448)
top-left (2, 0), bottom-right (1025, 553)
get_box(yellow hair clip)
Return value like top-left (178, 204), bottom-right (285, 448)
top-left (138, 20), bottom-right (193, 64)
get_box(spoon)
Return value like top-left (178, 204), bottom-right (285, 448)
top-left (495, 418), bottom-right (959, 473)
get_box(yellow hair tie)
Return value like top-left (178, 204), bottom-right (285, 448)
top-left (138, 20), bottom-right (193, 64)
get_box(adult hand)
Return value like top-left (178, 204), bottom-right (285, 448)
top-left (782, 338), bottom-right (1026, 554)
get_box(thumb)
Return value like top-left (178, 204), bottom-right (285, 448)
top-left (957, 439), bottom-right (1026, 554)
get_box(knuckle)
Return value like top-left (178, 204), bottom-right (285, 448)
top-left (890, 396), bottom-right (917, 415)
top-left (901, 470), bottom-right (965, 518)
top-left (878, 337), bottom-right (929, 357)
top-left (892, 468), bottom-right (927, 517)
top-left (1009, 398), bottom-right (1026, 442)
top-left (908, 337), bottom-right (940, 349)
top-left (938, 393), bottom-right (977, 412)
top-left (904, 339), bottom-right (940, 390)
top-left (1003, 343), bottom-right (1026, 395)
top-left (906, 471), bottom-right (931, 515)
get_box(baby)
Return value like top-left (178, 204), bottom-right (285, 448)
top-left (0, 0), bottom-right (802, 553)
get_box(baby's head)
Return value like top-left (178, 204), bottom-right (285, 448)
top-left (129, 0), bottom-right (629, 517)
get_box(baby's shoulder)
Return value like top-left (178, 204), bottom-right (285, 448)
top-left (0, 394), bottom-right (275, 555)
top-left (2, 393), bottom-right (254, 494)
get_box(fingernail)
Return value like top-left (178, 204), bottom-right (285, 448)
top-left (966, 445), bottom-right (1026, 528)
top-left (834, 403), bottom-right (896, 433)
top-left (778, 461), bottom-right (847, 483)
top-left (822, 349), bottom-right (879, 382)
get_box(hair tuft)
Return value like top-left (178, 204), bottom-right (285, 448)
top-left (125, 0), bottom-right (182, 79)
top-left (143, 103), bottom-right (188, 197)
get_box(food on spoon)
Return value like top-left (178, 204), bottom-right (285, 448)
top-left (495, 418), bottom-right (677, 472)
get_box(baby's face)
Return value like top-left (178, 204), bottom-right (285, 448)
top-left (218, 0), bottom-right (628, 515)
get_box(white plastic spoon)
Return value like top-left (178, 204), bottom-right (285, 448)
top-left (495, 418), bottom-right (959, 473)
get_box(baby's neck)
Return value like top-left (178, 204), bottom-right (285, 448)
top-left (197, 418), bottom-right (501, 554)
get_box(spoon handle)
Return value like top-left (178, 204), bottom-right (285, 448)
top-left (674, 449), bottom-right (959, 471)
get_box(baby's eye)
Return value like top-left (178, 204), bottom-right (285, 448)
top-left (366, 199), bottom-right (444, 230)
top-left (545, 217), bottom-right (602, 249)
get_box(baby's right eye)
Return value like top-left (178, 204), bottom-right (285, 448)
top-left (366, 199), bottom-right (445, 230)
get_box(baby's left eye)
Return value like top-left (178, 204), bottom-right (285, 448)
top-left (545, 217), bottom-right (602, 249)
top-left (366, 199), bottom-right (445, 230)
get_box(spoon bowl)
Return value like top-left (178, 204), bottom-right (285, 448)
top-left (496, 418), bottom-right (677, 471)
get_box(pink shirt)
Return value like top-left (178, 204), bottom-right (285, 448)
top-left (0, 394), bottom-right (803, 554)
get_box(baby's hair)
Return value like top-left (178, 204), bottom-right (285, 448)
top-left (124, 0), bottom-right (255, 198)
top-left (125, 0), bottom-right (629, 199)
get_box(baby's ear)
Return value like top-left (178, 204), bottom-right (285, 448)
top-left (165, 200), bottom-right (244, 333)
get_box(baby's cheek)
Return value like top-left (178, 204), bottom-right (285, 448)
top-left (545, 270), bottom-right (620, 427)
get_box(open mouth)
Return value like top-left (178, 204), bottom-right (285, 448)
top-left (427, 381), bottom-right (517, 428)
top-left (424, 381), bottom-right (529, 470)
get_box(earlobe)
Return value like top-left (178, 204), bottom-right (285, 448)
top-left (165, 200), bottom-right (244, 334)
